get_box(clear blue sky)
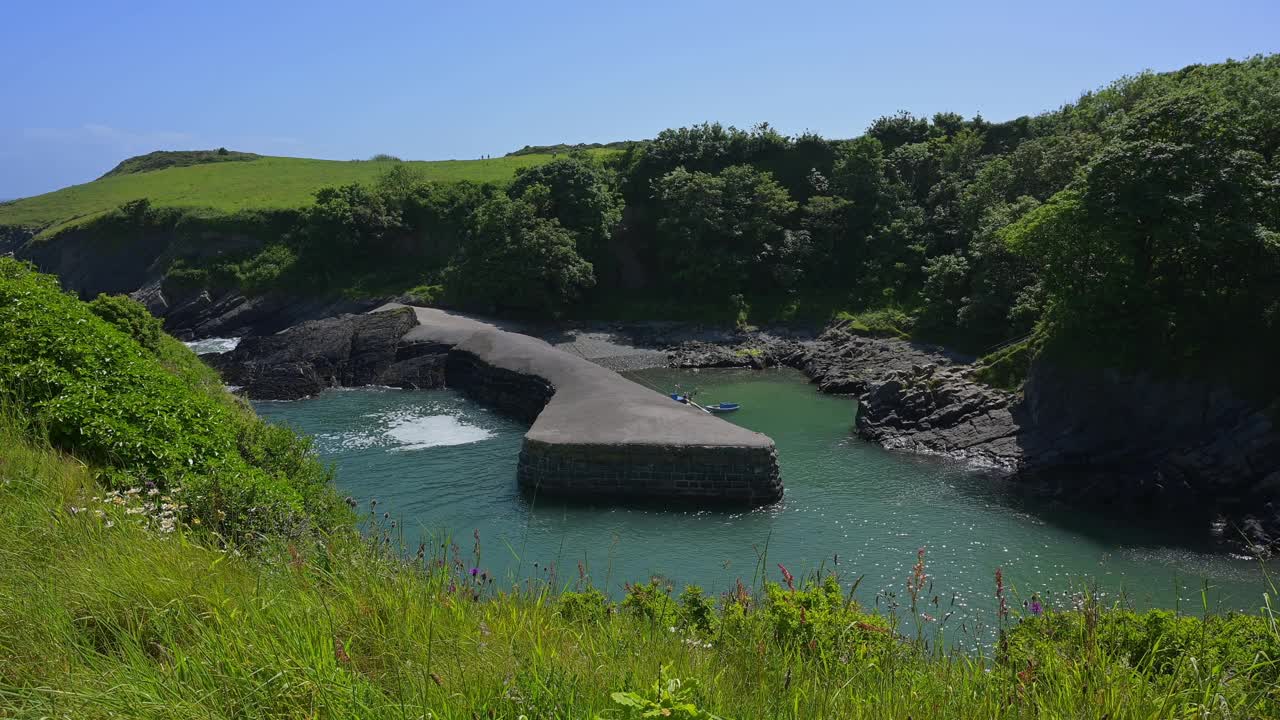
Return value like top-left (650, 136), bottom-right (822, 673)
top-left (2, 0), bottom-right (1277, 200)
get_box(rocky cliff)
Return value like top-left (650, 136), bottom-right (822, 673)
top-left (10, 225), bottom-right (381, 339)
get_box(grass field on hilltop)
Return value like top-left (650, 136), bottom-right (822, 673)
top-left (0, 150), bottom-right (619, 232)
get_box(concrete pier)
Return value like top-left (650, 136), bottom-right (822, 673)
top-left (389, 305), bottom-right (783, 505)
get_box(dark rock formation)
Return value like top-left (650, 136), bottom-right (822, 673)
top-left (143, 284), bottom-right (383, 340)
top-left (853, 363), bottom-right (1026, 470)
top-left (210, 307), bottom-right (444, 400)
top-left (1019, 362), bottom-right (1280, 553)
top-left (9, 225), bottom-right (384, 340)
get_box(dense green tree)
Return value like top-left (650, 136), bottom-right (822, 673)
top-left (651, 165), bottom-right (798, 293)
top-left (1005, 92), bottom-right (1280, 366)
top-left (298, 183), bottom-right (403, 270)
top-left (444, 194), bottom-right (595, 315)
top-left (867, 111), bottom-right (931, 150)
top-left (918, 253), bottom-right (971, 331)
top-left (508, 155), bottom-right (621, 258)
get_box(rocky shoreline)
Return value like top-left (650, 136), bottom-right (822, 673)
top-left (666, 321), bottom-right (1280, 558)
top-left (668, 323), bottom-right (1026, 470)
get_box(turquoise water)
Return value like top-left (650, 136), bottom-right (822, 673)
top-left (255, 368), bottom-right (1270, 633)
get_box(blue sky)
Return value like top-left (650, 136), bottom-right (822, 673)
top-left (1, 0), bottom-right (1276, 200)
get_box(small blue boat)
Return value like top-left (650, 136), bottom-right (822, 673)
top-left (703, 402), bottom-right (740, 413)
top-left (670, 393), bottom-right (689, 404)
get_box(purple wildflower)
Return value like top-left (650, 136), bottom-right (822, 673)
top-left (469, 567), bottom-right (480, 576)
top-left (1029, 595), bottom-right (1044, 616)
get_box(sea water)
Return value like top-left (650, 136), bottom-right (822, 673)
top-left (254, 368), bottom-right (1272, 635)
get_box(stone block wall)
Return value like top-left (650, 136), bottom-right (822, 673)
top-left (517, 439), bottom-right (783, 505)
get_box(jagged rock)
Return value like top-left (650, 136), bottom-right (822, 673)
top-left (210, 307), bottom-right (444, 399)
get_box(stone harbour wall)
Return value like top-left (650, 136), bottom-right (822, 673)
top-left (517, 440), bottom-right (783, 504)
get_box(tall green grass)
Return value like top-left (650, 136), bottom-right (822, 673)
top-left (2, 420), bottom-right (1277, 719)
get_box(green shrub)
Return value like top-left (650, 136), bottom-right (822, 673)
top-left (227, 243), bottom-right (299, 292)
top-left (622, 578), bottom-right (679, 626)
top-left (834, 307), bottom-right (915, 339)
top-left (0, 258), bottom-right (340, 540)
top-left (678, 585), bottom-right (717, 635)
top-left (556, 587), bottom-right (611, 623)
top-left (87, 293), bottom-right (164, 354)
top-left (1003, 608), bottom-right (1280, 685)
top-left (402, 283), bottom-right (443, 305)
top-left (973, 336), bottom-right (1038, 390)
top-left (161, 261), bottom-right (210, 295)
top-left (760, 575), bottom-right (892, 651)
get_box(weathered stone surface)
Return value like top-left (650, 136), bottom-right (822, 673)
top-left (519, 440), bottom-right (782, 505)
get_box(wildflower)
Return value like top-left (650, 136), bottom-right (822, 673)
top-left (469, 567), bottom-right (480, 577)
top-left (907, 547), bottom-right (927, 601)
top-left (995, 567), bottom-right (1009, 621)
top-left (777, 563), bottom-right (795, 591)
top-left (1028, 595), bottom-right (1043, 617)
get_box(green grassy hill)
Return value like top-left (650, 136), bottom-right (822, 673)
top-left (0, 150), bottom-right (617, 234)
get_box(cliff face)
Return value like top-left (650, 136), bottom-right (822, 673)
top-left (9, 225), bottom-right (378, 339)
top-left (1018, 362), bottom-right (1280, 547)
top-left (17, 227), bottom-right (178, 298)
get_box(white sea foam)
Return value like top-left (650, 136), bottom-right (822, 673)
top-left (386, 413), bottom-right (494, 451)
top-left (317, 431), bottom-right (382, 451)
top-left (184, 337), bottom-right (241, 354)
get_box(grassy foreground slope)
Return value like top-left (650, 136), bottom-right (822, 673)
top-left (0, 150), bottom-right (616, 234)
top-left (1, 260), bottom-right (1280, 718)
